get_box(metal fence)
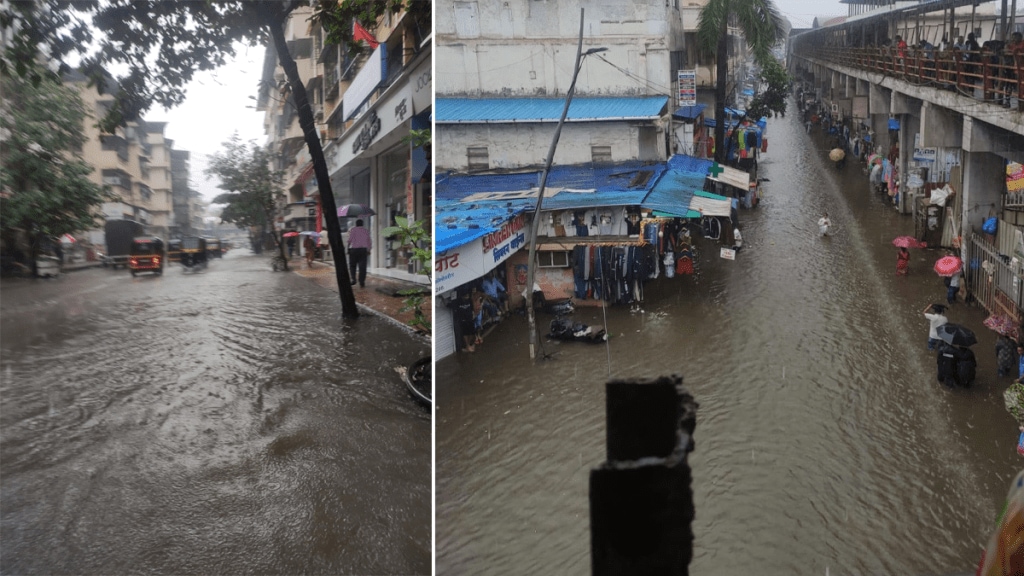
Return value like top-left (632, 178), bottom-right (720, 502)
top-left (965, 233), bottom-right (1024, 323)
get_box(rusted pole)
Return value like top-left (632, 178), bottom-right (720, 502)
top-left (590, 375), bottom-right (698, 576)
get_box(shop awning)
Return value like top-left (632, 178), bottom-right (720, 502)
top-left (707, 165), bottom-right (751, 192)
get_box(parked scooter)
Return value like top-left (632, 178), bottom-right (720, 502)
top-left (547, 318), bottom-right (607, 344)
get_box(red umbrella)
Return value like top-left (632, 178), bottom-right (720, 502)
top-left (893, 236), bottom-right (926, 248)
top-left (934, 255), bottom-right (962, 277)
top-left (282, 231), bottom-right (299, 238)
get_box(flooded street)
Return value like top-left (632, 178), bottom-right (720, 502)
top-left (436, 105), bottom-right (1021, 574)
top-left (0, 252), bottom-right (430, 575)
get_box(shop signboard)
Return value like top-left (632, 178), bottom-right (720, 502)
top-left (435, 216), bottom-right (526, 294)
top-left (913, 147), bottom-right (937, 163)
top-left (678, 70), bottom-right (697, 107)
top-left (1008, 162), bottom-right (1024, 192)
top-left (720, 247), bottom-right (736, 260)
top-left (410, 58), bottom-right (431, 115)
top-left (344, 44), bottom-right (386, 121)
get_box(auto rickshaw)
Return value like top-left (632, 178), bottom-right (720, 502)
top-left (180, 236), bottom-right (207, 271)
top-left (205, 237), bottom-right (222, 259)
top-left (167, 239), bottom-right (182, 263)
top-left (128, 236), bottom-right (165, 277)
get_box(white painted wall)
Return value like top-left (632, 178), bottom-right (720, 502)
top-left (437, 121), bottom-right (665, 171)
top-left (437, 0), bottom-right (684, 98)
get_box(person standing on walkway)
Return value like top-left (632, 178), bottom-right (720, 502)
top-left (347, 219), bottom-right (371, 288)
top-left (896, 247), bottom-right (910, 275)
top-left (924, 303), bottom-right (948, 351)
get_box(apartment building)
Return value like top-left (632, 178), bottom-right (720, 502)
top-left (258, 4), bottom-right (432, 283)
top-left (64, 70), bottom-right (175, 246)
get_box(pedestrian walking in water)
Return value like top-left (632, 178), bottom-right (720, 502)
top-left (896, 247), bottom-right (910, 275)
top-left (818, 212), bottom-right (832, 236)
top-left (996, 334), bottom-right (1017, 377)
top-left (936, 341), bottom-right (959, 387)
top-left (346, 219), bottom-right (372, 288)
top-left (946, 270), bottom-right (961, 305)
top-left (924, 303), bottom-right (948, 351)
top-left (303, 235), bottom-right (316, 268)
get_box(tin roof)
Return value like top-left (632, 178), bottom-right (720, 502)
top-left (436, 96), bottom-right (669, 123)
top-left (672, 104), bottom-right (707, 120)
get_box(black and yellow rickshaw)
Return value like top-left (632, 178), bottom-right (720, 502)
top-left (205, 237), bottom-right (222, 259)
top-left (167, 239), bottom-right (182, 263)
top-left (128, 236), bottom-right (165, 277)
top-left (180, 236), bottom-right (208, 271)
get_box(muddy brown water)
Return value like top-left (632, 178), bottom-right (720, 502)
top-left (436, 106), bottom-right (1020, 574)
top-left (0, 252), bottom-right (430, 575)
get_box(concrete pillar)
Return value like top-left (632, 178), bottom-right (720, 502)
top-left (590, 375), bottom-right (698, 576)
top-left (963, 117), bottom-right (1013, 245)
top-left (892, 92), bottom-right (922, 215)
top-left (921, 102), bottom-right (963, 148)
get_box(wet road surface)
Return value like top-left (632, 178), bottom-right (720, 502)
top-left (436, 104), bottom-right (1021, 574)
top-left (1, 252), bottom-right (430, 575)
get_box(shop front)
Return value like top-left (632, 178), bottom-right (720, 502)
top-left (323, 51), bottom-right (431, 284)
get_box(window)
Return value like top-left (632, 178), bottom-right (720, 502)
top-left (591, 145), bottom-right (612, 164)
top-left (538, 251), bottom-right (570, 268)
top-left (139, 184), bottom-right (152, 202)
top-left (467, 146), bottom-right (489, 170)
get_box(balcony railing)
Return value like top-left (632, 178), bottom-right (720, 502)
top-left (793, 45), bottom-right (1024, 110)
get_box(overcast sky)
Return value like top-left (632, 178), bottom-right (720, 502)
top-left (144, 43), bottom-right (267, 206)
top-left (137, 1), bottom-right (842, 207)
top-left (776, 0), bottom-right (846, 29)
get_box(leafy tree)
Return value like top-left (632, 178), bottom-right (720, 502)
top-left (0, 61), bottom-right (110, 275)
top-left (745, 57), bottom-right (792, 121)
top-left (0, 0), bottom-right (427, 318)
top-left (697, 0), bottom-right (786, 164)
top-left (381, 216), bottom-right (431, 334)
top-left (206, 134), bottom-right (286, 264)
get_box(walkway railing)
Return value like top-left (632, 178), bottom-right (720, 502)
top-left (966, 233), bottom-right (1024, 323)
top-left (794, 45), bottom-right (1023, 110)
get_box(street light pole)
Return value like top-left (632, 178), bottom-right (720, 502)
top-left (525, 8), bottom-right (605, 360)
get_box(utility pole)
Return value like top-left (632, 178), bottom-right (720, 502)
top-left (525, 7), bottom-right (586, 360)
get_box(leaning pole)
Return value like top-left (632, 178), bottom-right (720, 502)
top-left (525, 7), bottom-right (586, 360)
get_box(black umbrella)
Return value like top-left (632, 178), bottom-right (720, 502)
top-left (936, 323), bottom-right (978, 347)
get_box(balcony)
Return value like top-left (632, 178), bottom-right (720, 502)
top-left (791, 45), bottom-right (1023, 112)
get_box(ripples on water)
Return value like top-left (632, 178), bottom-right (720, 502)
top-left (437, 103), bottom-right (1020, 575)
top-left (1, 254), bottom-right (430, 575)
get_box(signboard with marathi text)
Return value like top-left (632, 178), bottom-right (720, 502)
top-left (435, 215), bottom-right (527, 294)
top-left (678, 70), bottom-right (697, 107)
top-left (1008, 162), bottom-right (1024, 193)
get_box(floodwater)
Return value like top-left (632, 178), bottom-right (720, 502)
top-left (436, 104), bottom-right (1021, 574)
top-left (0, 252), bottom-right (430, 575)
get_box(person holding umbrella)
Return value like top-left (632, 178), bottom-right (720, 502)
top-left (934, 252), bottom-right (963, 304)
top-left (346, 218), bottom-right (372, 288)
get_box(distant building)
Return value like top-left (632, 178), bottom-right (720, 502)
top-left (64, 70), bottom-right (182, 246)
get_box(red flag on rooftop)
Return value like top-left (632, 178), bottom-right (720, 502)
top-left (353, 20), bottom-right (379, 49)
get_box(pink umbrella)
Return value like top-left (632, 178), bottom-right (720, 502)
top-left (893, 236), bottom-right (926, 248)
top-left (282, 231), bottom-right (299, 238)
top-left (934, 255), bottom-right (962, 277)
